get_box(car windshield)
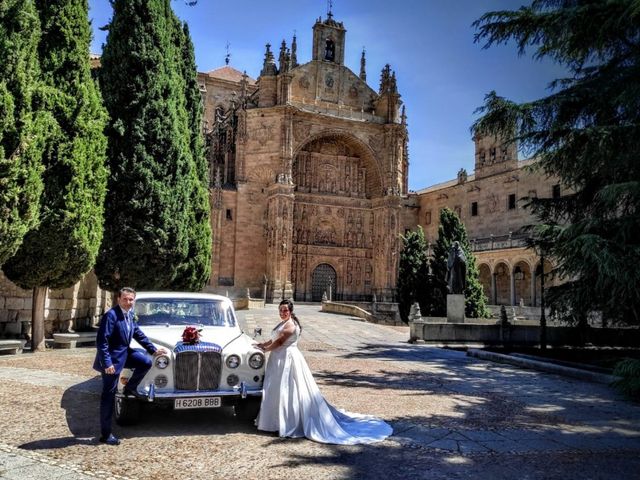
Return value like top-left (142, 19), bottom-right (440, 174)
top-left (134, 298), bottom-right (237, 327)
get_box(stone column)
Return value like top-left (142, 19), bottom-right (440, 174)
top-left (491, 273), bottom-right (497, 305)
top-left (265, 181), bottom-right (294, 302)
top-left (510, 271), bottom-right (516, 306)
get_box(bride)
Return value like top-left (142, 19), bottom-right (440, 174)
top-left (254, 299), bottom-right (392, 444)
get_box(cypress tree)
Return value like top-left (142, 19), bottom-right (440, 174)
top-left (431, 208), bottom-right (489, 318)
top-left (3, 0), bottom-right (108, 350)
top-left (0, 0), bottom-right (48, 264)
top-left (397, 227), bottom-right (429, 323)
top-left (95, 0), bottom-right (193, 292)
top-left (472, 0), bottom-right (640, 325)
top-left (172, 22), bottom-right (212, 291)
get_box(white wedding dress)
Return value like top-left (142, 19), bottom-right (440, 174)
top-left (256, 320), bottom-right (392, 444)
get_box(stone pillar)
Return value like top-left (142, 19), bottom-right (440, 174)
top-left (510, 271), bottom-right (516, 306)
top-left (491, 273), bottom-right (497, 305)
top-left (265, 181), bottom-right (294, 303)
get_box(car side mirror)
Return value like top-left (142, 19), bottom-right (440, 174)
top-left (253, 326), bottom-right (262, 338)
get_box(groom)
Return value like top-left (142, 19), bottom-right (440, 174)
top-left (93, 287), bottom-right (166, 445)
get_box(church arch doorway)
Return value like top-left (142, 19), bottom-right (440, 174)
top-left (311, 264), bottom-right (337, 302)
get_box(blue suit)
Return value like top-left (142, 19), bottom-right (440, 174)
top-left (94, 306), bottom-right (157, 438)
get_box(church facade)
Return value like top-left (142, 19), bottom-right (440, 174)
top-left (199, 14), bottom-right (411, 303)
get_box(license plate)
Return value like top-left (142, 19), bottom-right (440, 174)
top-left (174, 397), bottom-right (221, 409)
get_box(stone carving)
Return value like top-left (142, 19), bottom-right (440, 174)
top-left (293, 121), bottom-right (311, 142)
top-left (298, 75), bottom-right (310, 89)
top-left (253, 123), bottom-right (273, 144)
top-left (488, 193), bottom-right (499, 213)
top-left (325, 73), bottom-right (334, 89)
top-left (248, 165), bottom-right (275, 187)
top-left (314, 221), bottom-right (337, 246)
top-left (349, 85), bottom-right (359, 99)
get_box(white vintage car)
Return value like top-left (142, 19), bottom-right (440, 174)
top-left (115, 292), bottom-right (264, 425)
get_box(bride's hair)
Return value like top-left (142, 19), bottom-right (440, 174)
top-left (278, 298), bottom-right (302, 332)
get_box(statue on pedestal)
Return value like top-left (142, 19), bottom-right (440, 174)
top-left (446, 241), bottom-right (467, 295)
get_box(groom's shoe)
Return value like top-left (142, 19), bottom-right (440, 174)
top-left (122, 387), bottom-right (145, 400)
top-left (99, 434), bottom-right (120, 446)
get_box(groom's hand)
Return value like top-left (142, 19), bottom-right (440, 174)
top-left (153, 348), bottom-right (168, 356)
top-left (105, 366), bottom-right (115, 374)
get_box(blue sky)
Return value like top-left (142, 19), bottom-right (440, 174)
top-left (88, 0), bottom-right (564, 191)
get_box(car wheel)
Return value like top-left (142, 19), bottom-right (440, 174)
top-left (234, 397), bottom-right (261, 421)
top-left (115, 394), bottom-right (141, 426)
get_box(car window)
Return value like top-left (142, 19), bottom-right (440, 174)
top-left (134, 299), bottom-right (236, 327)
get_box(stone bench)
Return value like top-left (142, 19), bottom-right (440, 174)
top-left (52, 332), bottom-right (97, 349)
top-left (0, 340), bottom-right (23, 355)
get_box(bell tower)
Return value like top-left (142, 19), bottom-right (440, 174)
top-left (311, 9), bottom-right (346, 66)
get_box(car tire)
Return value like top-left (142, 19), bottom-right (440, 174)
top-left (115, 394), bottom-right (141, 426)
top-left (234, 397), bottom-right (261, 421)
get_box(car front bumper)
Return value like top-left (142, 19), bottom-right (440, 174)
top-left (123, 381), bottom-right (262, 403)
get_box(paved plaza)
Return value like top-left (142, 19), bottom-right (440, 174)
top-left (0, 304), bottom-right (639, 479)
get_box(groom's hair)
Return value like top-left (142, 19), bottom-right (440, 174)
top-left (118, 287), bottom-right (136, 298)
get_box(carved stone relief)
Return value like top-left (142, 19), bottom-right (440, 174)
top-left (488, 193), bottom-right (499, 213)
top-left (324, 73), bottom-right (334, 89)
top-left (298, 76), bottom-right (310, 89)
top-left (293, 121), bottom-right (311, 143)
top-left (248, 165), bottom-right (275, 188)
top-left (253, 123), bottom-right (273, 144)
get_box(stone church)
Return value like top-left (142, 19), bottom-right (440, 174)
top-left (199, 11), bottom-right (562, 308)
top-left (199, 13), bottom-right (410, 303)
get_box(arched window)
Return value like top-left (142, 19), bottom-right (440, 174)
top-left (324, 39), bottom-right (335, 61)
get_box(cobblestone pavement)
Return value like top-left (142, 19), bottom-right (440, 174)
top-left (1, 304), bottom-right (639, 479)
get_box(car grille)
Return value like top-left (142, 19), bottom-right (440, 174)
top-left (174, 351), bottom-right (222, 390)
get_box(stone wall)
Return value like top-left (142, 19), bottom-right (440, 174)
top-left (409, 320), bottom-right (640, 347)
top-left (0, 269), bottom-right (111, 339)
top-left (416, 159), bottom-right (562, 244)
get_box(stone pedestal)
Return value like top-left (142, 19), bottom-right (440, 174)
top-left (446, 294), bottom-right (465, 323)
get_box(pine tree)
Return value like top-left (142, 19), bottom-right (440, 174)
top-left (472, 0), bottom-right (640, 325)
top-left (0, 0), bottom-right (48, 264)
top-left (431, 208), bottom-right (489, 318)
top-left (95, 0), bottom-right (194, 292)
top-left (397, 227), bottom-right (429, 323)
top-left (3, 0), bottom-right (108, 351)
top-left (172, 22), bottom-right (212, 291)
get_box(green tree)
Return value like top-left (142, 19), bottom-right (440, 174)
top-left (431, 208), bottom-right (489, 318)
top-left (472, 0), bottom-right (640, 325)
top-left (397, 227), bottom-right (429, 323)
top-left (172, 22), bottom-right (211, 291)
top-left (3, 0), bottom-right (108, 351)
top-left (0, 0), bottom-right (48, 264)
top-left (95, 0), bottom-right (194, 292)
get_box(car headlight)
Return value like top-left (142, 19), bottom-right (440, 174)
top-left (154, 375), bottom-right (168, 388)
top-left (249, 352), bottom-right (265, 369)
top-left (227, 374), bottom-right (239, 386)
top-left (155, 355), bottom-right (169, 369)
top-left (226, 354), bottom-right (240, 369)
